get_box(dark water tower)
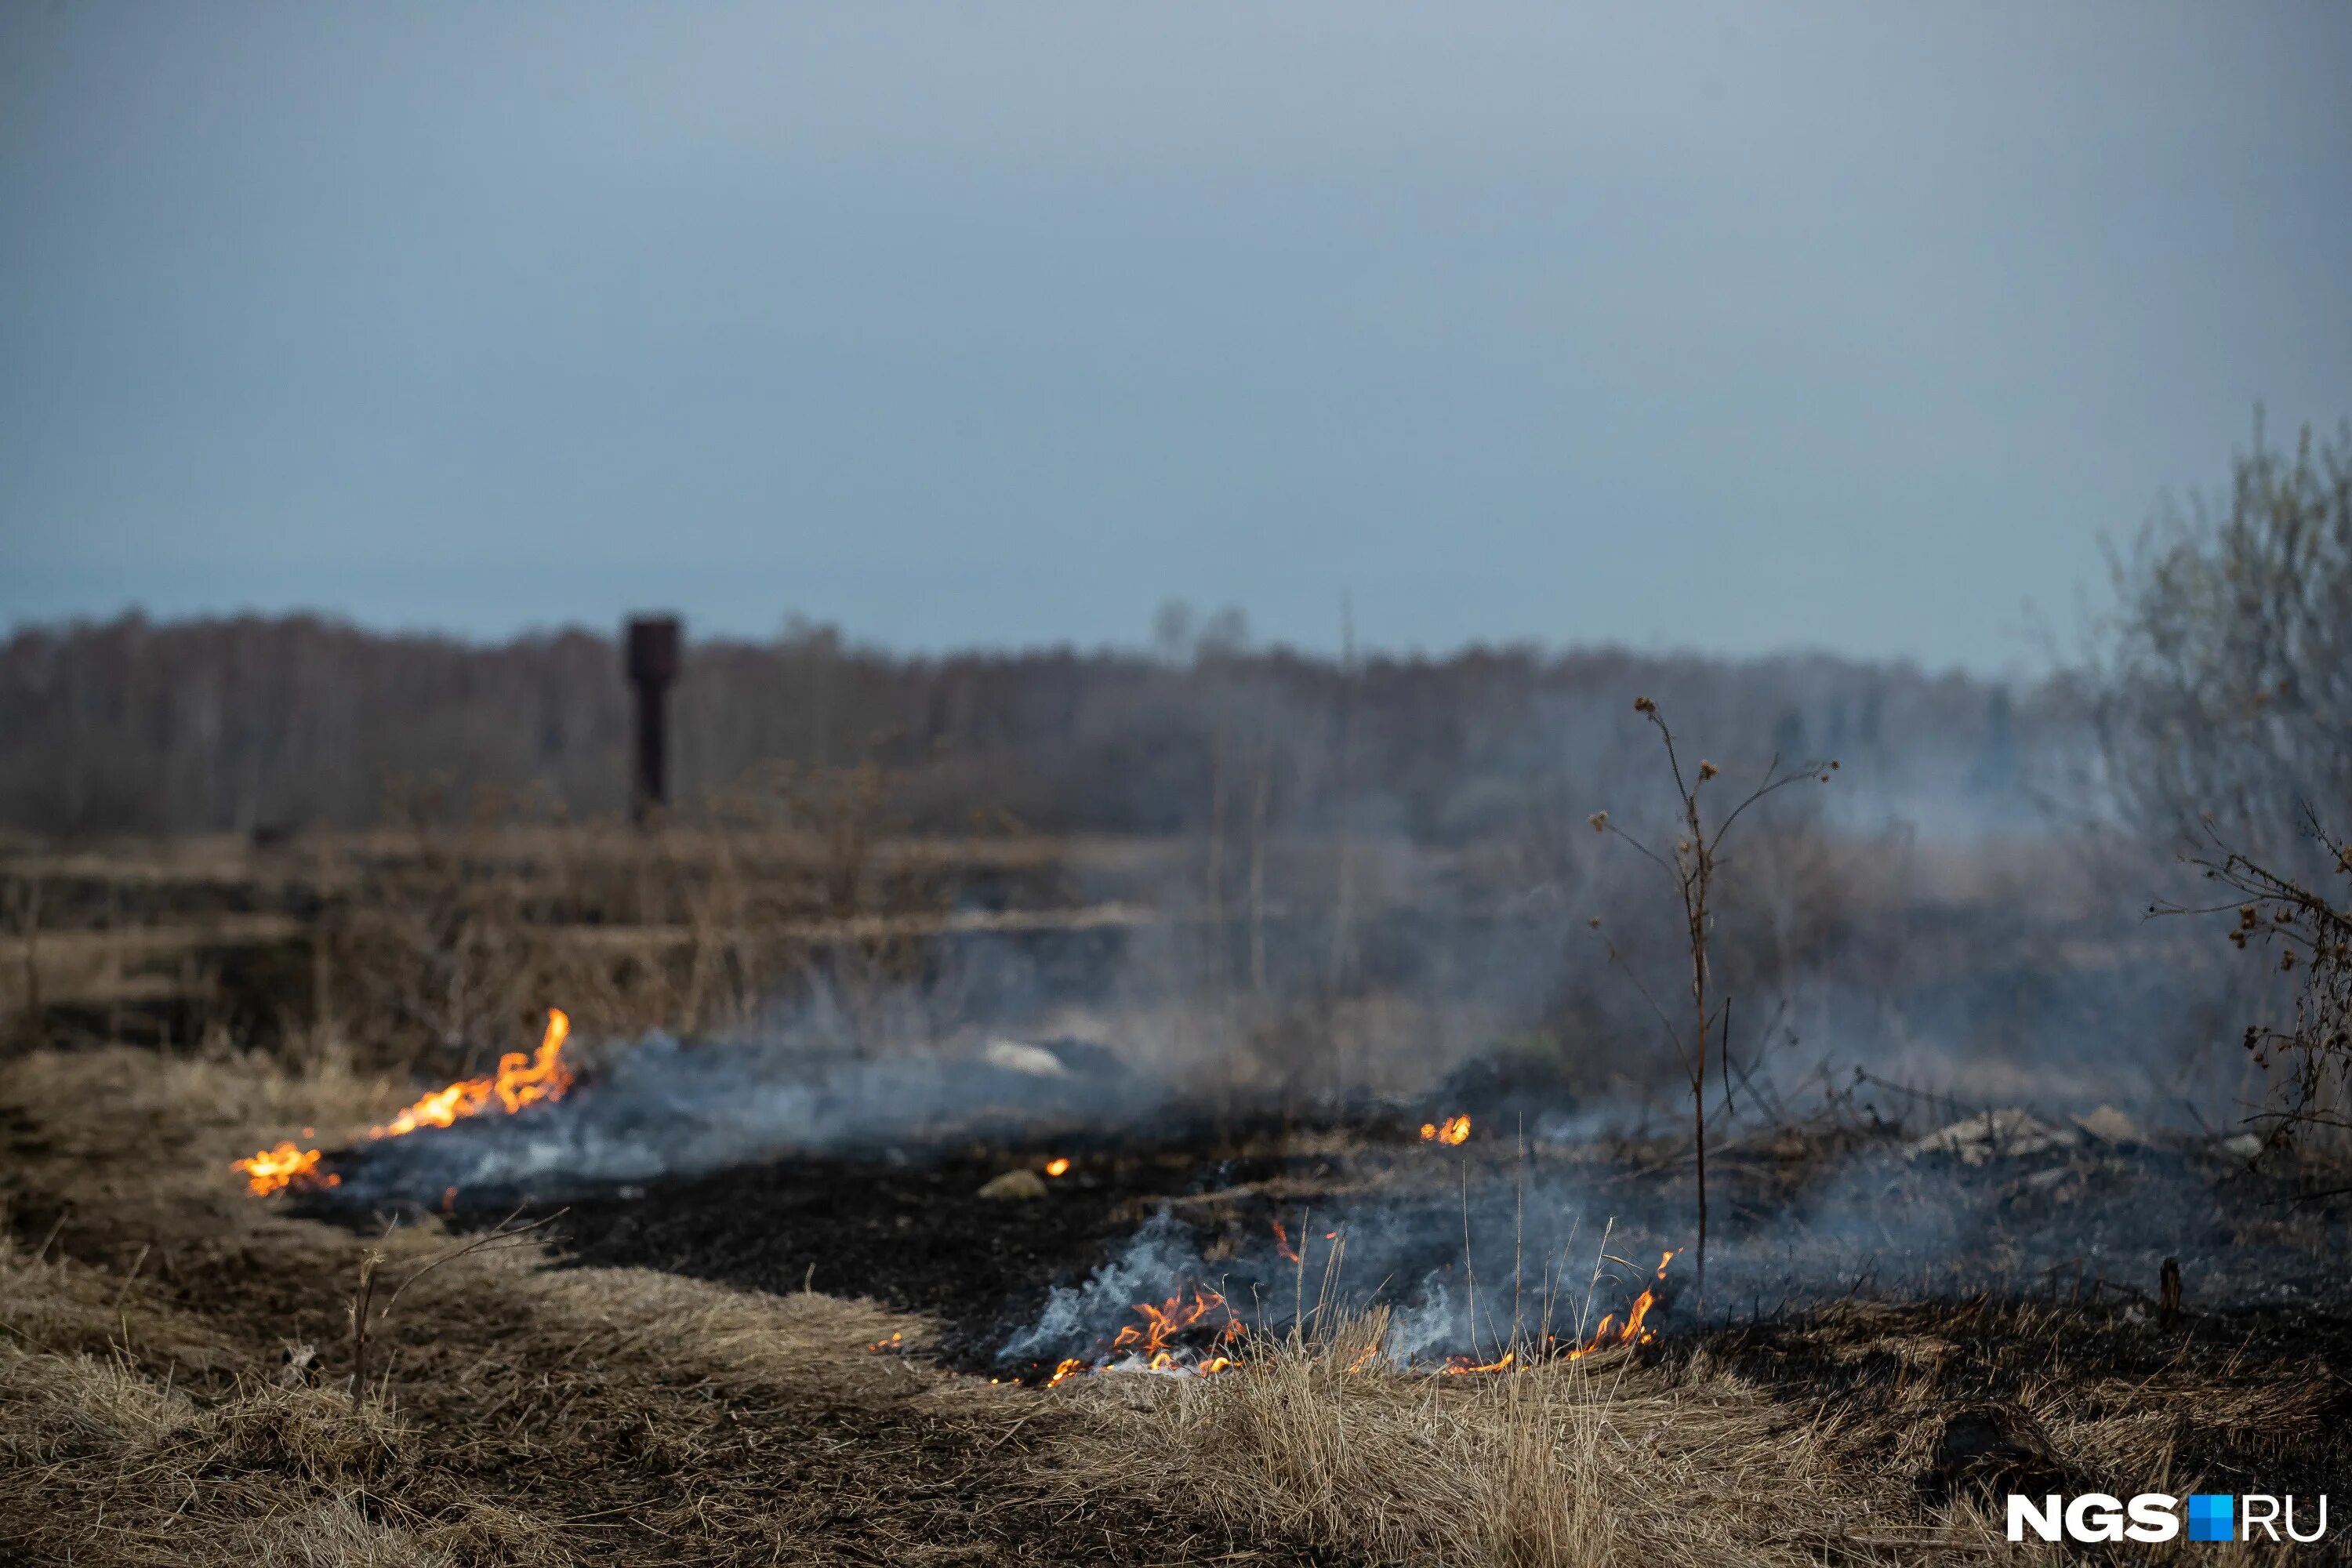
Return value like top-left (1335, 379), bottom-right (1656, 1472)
top-left (625, 615), bottom-right (681, 824)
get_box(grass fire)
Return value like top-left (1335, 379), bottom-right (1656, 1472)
top-left (230, 1008), bottom-right (575, 1196)
top-left (4, 9), bottom-right (2350, 1560)
top-left (9, 676), bottom-right (2352, 1567)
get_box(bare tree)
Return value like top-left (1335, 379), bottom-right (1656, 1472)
top-left (2097, 414), bottom-right (2352, 873)
top-left (1588, 696), bottom-right (1835, 1315)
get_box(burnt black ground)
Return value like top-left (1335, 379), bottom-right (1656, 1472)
top-left (554, 1144), bottom-right (1214, 1370)
top-left (468, 1115), bottom-right (2352, 1382)
top-left (524, 1115), bottom-right (1399, 1374)
top-left (1700, 1299), bottom-right (2352, 1510)
top-left (274, 1046), bottom-right (2352, 1410)
top-left (262, 1090), bottom-right (2352, 1540)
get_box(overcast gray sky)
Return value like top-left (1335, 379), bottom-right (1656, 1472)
top-left (2, 2), bottom-right (2346, 669)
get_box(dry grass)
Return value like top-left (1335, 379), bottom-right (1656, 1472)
top-left (1054, 1312), bottom-right (1998, 1568)
top-left (0, 1319), bottom-right (428, 1567)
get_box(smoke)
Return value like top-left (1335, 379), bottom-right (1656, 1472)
top-left (322, 1025), bottom-right (1167, 1205)
top-left (990, 1117), bottom-right (2351, 1371)
top-left (998, 1210), bottom-right (1206, 1365)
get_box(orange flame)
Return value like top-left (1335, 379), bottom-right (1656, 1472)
top-left (232, 1141), bottom-right (339, 1197)
top-left (1044, 1157), bottom-right (1071, 1178)
top-left (1558, 1247), bottom-right (1679, 1363)
top-left (230, 1009), bottom-right (575, 1196)
top-left (1420, 1113), bottom-right (1472, 1145)
top-left (1033, 1284), bottom-right (1246, 1387)
top-left (1109, 1287), bottom-right (1243, 1359)
top-left (373, 1008), bottom-right (573, 1137)
top-left (1443, 1248), bottom-right (1679, 1374)
top-left (1271, 1220), bottom-right (1301, 1262)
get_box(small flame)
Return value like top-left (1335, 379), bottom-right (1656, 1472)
top-left (1444, 1248), bottom-right (1679, 1374)
top-left (867, 1330), bottom-right (906, 1353)
top-left (1271, 1220), bottom-right (1301, 1262)
top-left (232, 1141), bottom-right (339, 1197)
top-left (373, 1008), bottom-right (573, 1138)
top-left (1033, 1284), bottom-right (1245, 1388)
top-left (1557, 1247), bottom-right (1679, 1363)
top-left (1044, 1157), bottom-right (1071, 1178)
top-left (230, 1009), bottom-right (575, 1197)
top-left (1110, 1287), bottom-right (1243, 1359)
top-left (1420, 1113), bottom-right (1472, 1145)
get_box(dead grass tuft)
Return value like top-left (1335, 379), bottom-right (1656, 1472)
top-left (197, 1379), bottom-right (410, 1481)
top-left (0, 1331), bottom-right (425, 1567)
top-left (1051, 1320), bottom-right (1979, 1566)
top-left (412, 1501), bottom-right (571, 1568)
top-left (249, 1496), bottom-right (448, 1568)
top-left (0, 1344), bottom-right (191, 1462)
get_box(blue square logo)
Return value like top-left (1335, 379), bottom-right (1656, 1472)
top-left (2187, 1494), bottom-right (2234, 1543)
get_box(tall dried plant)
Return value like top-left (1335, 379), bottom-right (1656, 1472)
top-left (1588, 696), bottom-right (1834, 1315)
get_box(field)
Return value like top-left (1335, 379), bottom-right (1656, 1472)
top-left (3, 824), bottom-right (2347, 1564)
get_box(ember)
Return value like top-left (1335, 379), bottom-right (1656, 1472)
top-left (229, 1008), bottom-right (575, 1196)
top-left (1044, 1157), bottom-right (1071, 1178)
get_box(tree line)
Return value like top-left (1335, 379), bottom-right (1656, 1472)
top-left (0, 612), bottom-right (2052, 842)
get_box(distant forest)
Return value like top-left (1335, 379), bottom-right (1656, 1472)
top-left (0, 612), bottom-right (2069, 841)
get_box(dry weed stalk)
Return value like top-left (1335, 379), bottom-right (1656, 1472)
top-left (347, 1209), bottom-right (564, 1406)
top-left (1588, 696), bottom-right (1833, 1314)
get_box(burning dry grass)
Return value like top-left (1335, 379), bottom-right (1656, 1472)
top-left (3, 1043), bottom-right (2340, 1565)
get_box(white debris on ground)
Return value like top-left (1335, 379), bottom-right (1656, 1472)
top-left (978, 1168), bottom-right (1050, 1200)
top-left (2070, 1105), bottom-right (2149, 1145)
top-left (982, 1038), bottom-right (1073, 1078)
top-left (1904, 1102), bottom-right (2267, 1170)
top-left (1903, 1109), bottom-right (2081, 1165)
